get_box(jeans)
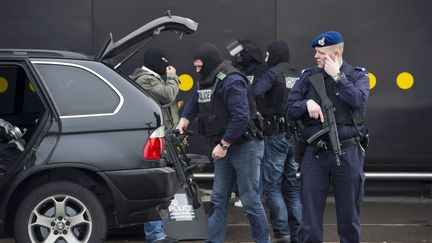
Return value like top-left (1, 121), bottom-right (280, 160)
top-left (263, 135), bottom-right (302, 239)
top-left (206, 138), bottom-right (270, 243)
top-left (262, 134), bottom-right (291, 238)
top-left (144, 220), bottom-right (165, 243)
top-left (281, 137), bottom-right (302, 238)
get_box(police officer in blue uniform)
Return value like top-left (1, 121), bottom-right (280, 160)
top-left (286, 31), bottom-right (370, 243)
top-left (177, 43), bottom-right (270, 243)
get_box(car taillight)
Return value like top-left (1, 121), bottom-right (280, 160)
top-left (143, 126), bottom-right (165, 160)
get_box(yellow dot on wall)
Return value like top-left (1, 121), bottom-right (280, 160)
top-left (28, 82), bottom-right (36, 92)
top-left (178, 74), bottom-right (194, 91)
top-left (368, 72), bottom-right (376, 90)
top-left (0, 76), bottom-right (8, 93)
top-left (396, 72), bottom-right (414, 90)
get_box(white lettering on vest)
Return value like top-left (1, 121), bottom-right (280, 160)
top-left (197, 89), bottom-right (212, 103)
top-left (285, 76), bottom-right (299, 89)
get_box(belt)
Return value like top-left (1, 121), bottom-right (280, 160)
top-left (312, 136), bottom-right (360, 150)
top-left (338, 137), bottom-right (360, 149)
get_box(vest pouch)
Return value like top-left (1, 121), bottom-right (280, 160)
top-left (197, 114), bottom-right (226, 137)
top-left (276, 117), bottom-right (287, 135)
top-left (252, 119), bottom-right (264, 140)
top-left (262, 117), bottom-right (275, 136)
top-left (242, 130), bottom-right (253, 141)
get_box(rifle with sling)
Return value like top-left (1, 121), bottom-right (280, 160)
top-left (306, 73), bottom-right (342, 166)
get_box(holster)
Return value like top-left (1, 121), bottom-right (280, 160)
top-left (291, 121), bottom-right (306, 163)
top-left (262, 115), bottom-right (287, 136)
top-left (359, 129), bottom-right (370, 151)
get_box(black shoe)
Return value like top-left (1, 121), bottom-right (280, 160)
top-left (272, 235), bottom-right (291, 243)
top-left (290, 236), bottom-right (299, 243)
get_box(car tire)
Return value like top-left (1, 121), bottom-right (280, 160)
top-left (14, 181), bottom-right (107, 243)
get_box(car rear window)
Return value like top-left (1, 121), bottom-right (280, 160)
top-left (35, 63), bottom-right (120, 117)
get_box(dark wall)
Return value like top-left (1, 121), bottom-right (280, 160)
top-left (1, 0), bottom-right (431, 170)
top-left (92, 0), bottom-right (275, 81)
top-left (276, 0), bottom-right (432, 168)
top-left (0, 0), bottom-right (92, 54)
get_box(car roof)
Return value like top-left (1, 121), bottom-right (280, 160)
top-left (0, 49), bottom-right (89, 60)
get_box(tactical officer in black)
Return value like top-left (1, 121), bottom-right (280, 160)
top-left (177, 44), bottom-right (270, 243)
top-left (227, 39), bottom-right (267, 208)
top-left (229, 39), bottom-right (268, 84)
top-left (253, 41), bottom-right (302, 242)
top-left (286, 31), bottom-right (370, 243)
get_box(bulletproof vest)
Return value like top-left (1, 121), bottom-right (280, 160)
top-left (256, 62), bottom-right (299, 116)
top-left (196, 61), bottom-right (258, 141)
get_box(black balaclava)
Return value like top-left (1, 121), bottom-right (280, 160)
top-left (267, 41), bottom-right (290, 68)
top-left (144, 47), bottom-right (168, 76)
top-left (234, 40), bottom-right (265, 68)
top-left (193, 43), bottom-right (223, 81)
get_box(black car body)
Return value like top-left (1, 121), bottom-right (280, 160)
top-left (0, 15), bottom-right (197, 242)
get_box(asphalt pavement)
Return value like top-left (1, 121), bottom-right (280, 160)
top-left (1, 196), bottom-right (431, 243)
top-left (108, 196), bottom-right (432, 242)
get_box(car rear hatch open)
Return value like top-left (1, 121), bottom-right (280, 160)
top-left (97, 14), bottom-right (198, 68)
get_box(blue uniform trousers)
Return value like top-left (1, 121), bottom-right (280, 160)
top-left (298, 144), bottom-right (365, 243)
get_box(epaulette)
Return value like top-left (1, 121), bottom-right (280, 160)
top-left (216, 71), bottom-right (227, 81)
top-left (301, 68), bottom-right (311, 74)
top-left (355, 66), bottom-right (367, 72)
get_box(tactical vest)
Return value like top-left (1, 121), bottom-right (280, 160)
top-left (196, 61), bottom-right (258, 142)
top-left (256, 62), bottom-right (299, 117)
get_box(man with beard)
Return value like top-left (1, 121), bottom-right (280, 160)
top-left (286, 31), bottom-right (369, 243)
top-left (253, 41), bottom-right (302, 242)
top-left (176, 43), bottom-right (270, 243)
top-left (130, 47), bottom-right (179, 243)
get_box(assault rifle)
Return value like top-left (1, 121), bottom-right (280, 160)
top-left (306, 73), bottom-right (342, 166)
top-left (164, 129), bottom-right (201, 209)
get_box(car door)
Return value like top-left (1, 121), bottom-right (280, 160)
top-left (0, 57), bottom-right (58, 188)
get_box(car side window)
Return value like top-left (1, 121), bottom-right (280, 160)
top-left (35, 63), bottom-right (120, 116)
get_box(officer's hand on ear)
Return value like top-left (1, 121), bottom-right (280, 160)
top-left (306, 99), bottom-right (325, 123)
top-left (176, 117), bottom-right (190, 134)
top-left (323, 55), bottom-right (342, 77)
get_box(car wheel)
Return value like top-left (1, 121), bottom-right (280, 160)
top-left (14, 181), bottom-right (107, 243)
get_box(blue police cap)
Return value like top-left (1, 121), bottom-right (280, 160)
top-left (311, 31), bottom-right (343, 48)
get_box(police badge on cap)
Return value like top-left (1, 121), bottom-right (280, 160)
top-left (311, 31), bottom-right (343, 48)
top-left (318, 37), bottom-right (325, 46)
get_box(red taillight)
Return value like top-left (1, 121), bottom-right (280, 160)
top-left (143, 126), bottom-right (165, 160)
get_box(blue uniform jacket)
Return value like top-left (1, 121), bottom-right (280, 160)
top-left (182, 74), bottom-right (250, 143)
top-left (286, 62), bottom-right (369, 140)
top-left (252, 70), bottom-right (277, 100)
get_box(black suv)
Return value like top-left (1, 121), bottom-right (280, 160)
top-left (0, 15), bottom-right (197, 242)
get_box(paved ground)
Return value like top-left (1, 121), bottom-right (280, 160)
top-left (1, 196), bottom-right (431, 243)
